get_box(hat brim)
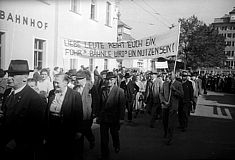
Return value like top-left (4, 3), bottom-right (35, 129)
top-left (5, 70), bottom-right (34, 74)
top-left (124, 76), bottom-right (131, 78)
top-left (76, 77), bottom-right (86, 80)
top-left (105, 76), bottom-right (116, 79)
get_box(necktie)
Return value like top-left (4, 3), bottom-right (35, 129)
top-left (169, 81), bottom-right (172, 91)
top-left (7, 91), bottom-right (15, 105)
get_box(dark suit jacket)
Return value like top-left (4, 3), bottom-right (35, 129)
top-left (169, 80), bottom-right (184, 111)
top-left (144, 79), bottom-right (153, 104)
top-left (120, 80), bottom-right (139, 102)
top-left (99, 86), bottom-right (125, 124)
top-left (182, 80), bottom-right (194, 103)
top-left (46, 87), bottom-right (83, 135)
top-left (1, 85), bottom-right (46, 146)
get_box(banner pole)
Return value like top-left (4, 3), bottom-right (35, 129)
top-left (173, 21), bottom-right (181, 74)
top-left (167, 22), bottom-right (181, 104)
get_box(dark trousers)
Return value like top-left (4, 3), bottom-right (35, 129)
top-left (100, 122), bottom-right (120, 158)
top-left (150, 103), bottom-right (161, 126)
top-left (167, 110), bottom-right (178, 140)
top-left (1, 142), bottom-right (36, 160)
top-left (45, 115), bottom-right (80, 160)
top-left (81, 119), bottom-right (95, 144)
top-left (178, 102), bottom-right (191, 129)
top-left (162, 108), bottom-right (169, 136)
top-left (126, 101), bottom-right (133, 121)
top-left (192, 97), bottom-right (198, 110)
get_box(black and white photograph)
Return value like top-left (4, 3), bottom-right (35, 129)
top-left (0, 0), bottom-right (235, 159)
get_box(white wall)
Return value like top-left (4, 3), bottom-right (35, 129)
top-left (56, 0), bottom-right (118, 71)
top-left (0, 0), bottom-right (55, 70)
top-left (0, 0), bottom-right (119, 72)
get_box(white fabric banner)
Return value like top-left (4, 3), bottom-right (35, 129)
top-left (62, 24), bottom-right (180, 59)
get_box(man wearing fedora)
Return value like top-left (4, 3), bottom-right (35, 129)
top-left (98, 71), bottom-right (125, 160)
top-left (120, 72), bottom-right (139, 123)
top-left (0, 60), bottom-right (46, 160)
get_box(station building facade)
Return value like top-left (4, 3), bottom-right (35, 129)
top-left (212, 7), bottom-right (235, 69)
top-left (0, 0), bottom-right (119, 74)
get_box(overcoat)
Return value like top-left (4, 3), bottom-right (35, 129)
top-left (99, 86), bottom-right (125, 124)
top-left (46, 87), bottom-right (83, 135)
top-left (1, 85), bottom-right (46, 147)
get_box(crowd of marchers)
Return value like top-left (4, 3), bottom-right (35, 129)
top-left (199, 72), bottom-right (235, 94)
top-left (0, 60), bottom-right (235, 160)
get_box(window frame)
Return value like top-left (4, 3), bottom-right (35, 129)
top-left (89, 58), bottom-right (93, 72)
top-left (105, 1), bottom-right (111, 27)
top-left (70, 0), bottom-right (80, 14)
top-left (104, 59), bottom-right (108, 70)
top-left (90, 0), bottom-right (97, 20)
top-left (34, 38), bottom-right (45, 69)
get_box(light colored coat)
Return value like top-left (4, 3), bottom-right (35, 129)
top-left (152, 77), bottom-right (163, 104)
top-left (194, 78), bottom-right (202, 97)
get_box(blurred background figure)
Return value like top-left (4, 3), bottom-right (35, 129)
top-left (37, 68), bottom-right (53, 98)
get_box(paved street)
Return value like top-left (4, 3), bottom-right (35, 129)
top-left (84, 91), bottom-right (235, 160)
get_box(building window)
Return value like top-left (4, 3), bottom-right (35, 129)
top-left (89, 58), bottom-right (93, 71)
top-left (90, 0), bottom-right (97, 20)
top-left (227, 51), bottom-right (231, 57)
top-left (70, 59), bottom-right (77, 69)
top-left (105, 1), bottom-right (111, 26)
top-left (0, 32), bottom-right (4, 68)
top-left (232, 41), bottom-right (235, 47)
top-left (232, 51), bottom-right (234, 57)
top-left (34, 39), bottom-right (45, 69)
top-left (70, 0), bottom-right (80, 13)
top-left (227, 41), bottom-right (231, 46)
top-left (227, 33), bottom-right (232, 38)
top-left (233, 33), bottom-right (235, 38)
top-left (104, 59), bottom-right (108, 70)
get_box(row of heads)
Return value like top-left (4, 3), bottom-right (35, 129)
top-left (0, 60), bottom-right (199, 79)
top-left (67, 69), bottom-right (118, 80)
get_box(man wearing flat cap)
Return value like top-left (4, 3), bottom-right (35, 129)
top-left (73, 70), bottom-right (99, 158)
top-left (178, 71), bottom-right (194, 132)
top-left (0, 60), bottom-right (46, 160)
top-left (98, 71), bottom-right (125, 160)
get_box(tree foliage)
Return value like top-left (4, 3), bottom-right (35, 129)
top-left (178, 15), bottom-right (226, 70)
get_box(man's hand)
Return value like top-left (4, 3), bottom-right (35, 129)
top-left (170, 85), bottom-right (176, 91)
